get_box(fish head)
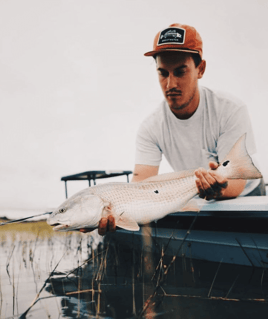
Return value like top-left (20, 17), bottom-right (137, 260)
top-left (47, 191), bottom-right (104, 231)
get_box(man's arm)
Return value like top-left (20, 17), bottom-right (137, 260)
top-left (195, 161), bottom-right (246, 200)
top-left (132, 164), bottom-right (159, 183)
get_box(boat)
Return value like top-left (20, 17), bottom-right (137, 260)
top-left (107, 196), bottom-right (268, 268)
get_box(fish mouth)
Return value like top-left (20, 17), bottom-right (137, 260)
top-left (50, 223), bottom-right (70, 231)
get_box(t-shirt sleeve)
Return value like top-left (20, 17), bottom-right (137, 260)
top-left (135, 121), bottom-right (162, 166)
top-left (216, 103), bottom-right (257, 162)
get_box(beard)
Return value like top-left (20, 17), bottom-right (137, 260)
top-left (167, 84), bottom-right (198, 111)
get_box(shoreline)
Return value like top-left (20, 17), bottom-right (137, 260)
top-left (0, 219), bottom-right (59, 241)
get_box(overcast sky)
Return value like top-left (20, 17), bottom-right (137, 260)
top-left (1, 0), bottom-right (268, 214)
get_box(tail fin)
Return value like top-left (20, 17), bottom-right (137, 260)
top-left (217, 134), bottom-right (262, 180)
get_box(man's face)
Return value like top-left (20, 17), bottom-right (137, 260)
top-left (156, 52), bottom-right (205, 117)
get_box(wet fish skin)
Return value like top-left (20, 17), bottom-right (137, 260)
top-left (47, 172), bottom-right (197, 232)
top-left (47, 134), bottom-right (262, 232)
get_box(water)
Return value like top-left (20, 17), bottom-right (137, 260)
top-left (1, 220), bottom-right (268, 318)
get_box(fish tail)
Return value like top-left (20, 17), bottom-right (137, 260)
top-left (217, 134), bottom-right (262, 180)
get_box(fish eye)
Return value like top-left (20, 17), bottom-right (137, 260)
top-left (59, 208), bottom-right (66, 213)
top-left (222, 160), bottom-right (230, 167)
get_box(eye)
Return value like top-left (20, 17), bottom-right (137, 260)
top-left (158, 70), bottom-right (168, 77)
top-left (222, 160), bottom-right (230, 167)
top-left (174, 70), bottom-right (185, 77)
top-left (59, 208), bottom-right (66, 213)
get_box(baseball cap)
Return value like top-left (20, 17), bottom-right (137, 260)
top-left (144, 23), bottom-right (203, 59)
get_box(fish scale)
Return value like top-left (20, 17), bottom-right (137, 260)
top-left (88, 175), bottom-right (198, 224)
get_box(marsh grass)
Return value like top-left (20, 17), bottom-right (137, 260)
top-left (1, 219), bottom-right (268, 318)
top-left (0, 220), bottom-right (93, 318)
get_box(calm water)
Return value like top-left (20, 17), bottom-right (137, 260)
top-left (1, 221), bottom-right (268, 319)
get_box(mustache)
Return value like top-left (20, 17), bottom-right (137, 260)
top-left (166, 89), bottom-right (182, 95)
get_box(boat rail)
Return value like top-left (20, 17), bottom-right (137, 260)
top-left (61, 170), bottom-right (132, 198)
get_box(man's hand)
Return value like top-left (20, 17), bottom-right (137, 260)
top-left (79, 215), bottom-right (116, 236)
top-left (98, 215), bottom-right (116, 236)
top-left (195, 162), bottom-right (228, 200)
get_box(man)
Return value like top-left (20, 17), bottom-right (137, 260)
top-left (81, 23), bottom-right (265, 236)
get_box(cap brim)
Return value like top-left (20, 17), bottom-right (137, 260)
top-left (144, 48), bottom-right (200, 57)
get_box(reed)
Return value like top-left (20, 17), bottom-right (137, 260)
top-left (1, 219), bottom-right (268, 319)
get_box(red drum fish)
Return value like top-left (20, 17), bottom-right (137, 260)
top-left (47, 134), bottom-right (262, 232)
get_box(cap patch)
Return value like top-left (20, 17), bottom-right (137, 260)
top-left (158, 27), bottom-right (185, 46)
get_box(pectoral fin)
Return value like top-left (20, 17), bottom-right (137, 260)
top-left (179, 199), bottom-right (200, 212)
top-left (102, 205), bottom-right (139, 231)
top-left (115, 213), bottom-right (140, 231)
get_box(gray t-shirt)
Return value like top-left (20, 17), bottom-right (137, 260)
top-left (135, 86), bottom-right (260, 195)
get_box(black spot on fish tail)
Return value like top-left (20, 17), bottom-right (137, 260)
top-left (222, 160), bottom-right (230, 167)
top-left (154, 190), bottom-right (159, 194)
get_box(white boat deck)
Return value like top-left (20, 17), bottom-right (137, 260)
top-left (199, 196), bottom-right (268, 211)
top-left (171, 196), bottom-right (268, 217)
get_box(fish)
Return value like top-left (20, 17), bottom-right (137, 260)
top-left (47, 134), bottom-right (262, 232)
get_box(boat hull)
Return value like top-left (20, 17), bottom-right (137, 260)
top-left (106, 196), bottom-right (268, 268)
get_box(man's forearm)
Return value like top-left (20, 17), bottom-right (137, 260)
top-left (217, 179), bottom-right (246, 199)
top-left (195, 164), bottom-right (246, 200)
top-left (131, 164), bottom-right (159, 183)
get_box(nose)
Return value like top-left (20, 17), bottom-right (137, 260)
top-left (166, 74), bottom-right (177, 90)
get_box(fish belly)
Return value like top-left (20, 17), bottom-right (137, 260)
top-left (92, 176), bottom-right (197, 225)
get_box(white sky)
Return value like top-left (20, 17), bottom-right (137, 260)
top-left (1, 0), bottom-right (268, 212)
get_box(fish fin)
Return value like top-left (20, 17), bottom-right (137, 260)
top-left (140, 169), bottom-right (196, 183)
top-left (115, 213), bottom-right (140, 231)
top-left (179, 199), bottom-right (200, 212)
top-left (217, 134), bottom-right (262, 180)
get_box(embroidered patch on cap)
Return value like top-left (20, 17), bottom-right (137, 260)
top-left (158, 27), bottom-right (185, 46)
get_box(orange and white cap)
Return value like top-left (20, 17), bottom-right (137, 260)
top-left (144, 23), bottom-right (203, 59)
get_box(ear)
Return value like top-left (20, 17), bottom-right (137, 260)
top-left (197, 60), bottom-right (206, 79)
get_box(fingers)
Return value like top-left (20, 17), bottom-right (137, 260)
top-left (195, 168), bottom-right (228, 200)
top-left (98, 215), bottom-right (116, 236)
top-left (208, 162), bottom-right (228, 188)
top-left (195, 178), bottom-right (206, 199)
top-left (79, 228), bottom-right (95, 233)
top-left (108, 215), bottom-right (116, 232)
top-left (79, 215), bottom-right (116, 236)
top-left (209, 161), bottom-right (219, 170)
top-left (98, 217), bottom-right (108, 236)
top-left (195, 168), bottom-right (216, 199)
top-left (209, 170), bottom-right (228, 188)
